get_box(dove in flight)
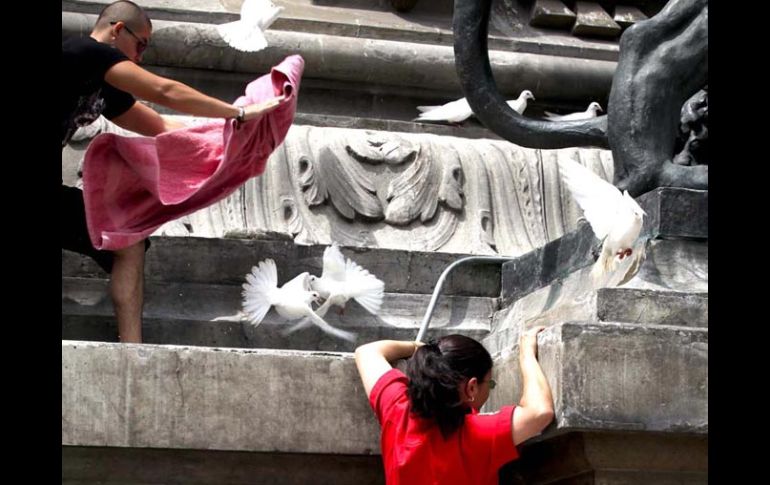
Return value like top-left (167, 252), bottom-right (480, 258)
top-left (415, 90), bottom-right (534, 123)
top-left (557, 159), bottom-right (647, 286)
top-left (283, 243), bottom-right (384, 336)
top-left (217, 0), bottom-right (284, 53)
top-left (241, 258), bottom-right (357, 342)
top-left (311, 243), bottom-right (384, 316)
top-left (544, 102), bottom-right (603, 122)
top-left (609, 237), bottom-right (650, 287)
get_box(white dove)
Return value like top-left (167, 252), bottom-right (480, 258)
top-left (217, 0), bottom-right (284, 53)
top-left (415, 90), bottom-right (534, 123)
top-left (557, 160), bottom-right (647, 286)
top-left (609, 237), bottom-right (649, 287)
top-left (283, 243), bottom-right (384, 336)
top-left (241, 259), bottom-right (357, 342)
top-left (544, 102), bottom-right (603, 122)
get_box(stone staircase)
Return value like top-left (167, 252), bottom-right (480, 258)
top-left (62, 238), bottom-right (501, 350)
top-left (62, 1), bottom-right (706, 483)
top-left (62, 187), bottom-right (707, 484)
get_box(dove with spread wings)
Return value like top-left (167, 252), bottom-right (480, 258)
top-left (217, 0), bottom-right (284, 53)
top-left (558, 159), bottom-right (647, 286)
top-left (241, 258), bottom-right (357, 343)
top-left (311, 243), bottom-right (384, 317)
top-left (283, 243), bottom-right (384, 337)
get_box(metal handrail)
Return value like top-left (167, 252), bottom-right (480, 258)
top-left (415, 256), bottom-right (515, 342)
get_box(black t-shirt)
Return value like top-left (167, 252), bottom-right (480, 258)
top-left (61, 36), bottom-right (136, 147)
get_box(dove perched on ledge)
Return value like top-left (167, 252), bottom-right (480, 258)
top-left (242, 259), bottom-right (357, 343)
top-left (544, 102), bottom-right (603, 122)
top-left (217, 0), bottom-right (284, 53)
top-left (557, 159), bottom-right (646, 287)
top-left (415, 90), bottom-right (534, 123)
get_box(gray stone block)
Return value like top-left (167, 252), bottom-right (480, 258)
top-left (596, 287), bottom-right (707, 328)
top-left (639, 188), bottom-right (708, 240)
top-left (500, 223), bottom-right (596, 305)
top-left (529, 0), bottom-right (576, 29)
top-left (63, 446), bottom-right (385, 485)
top-left (571, 1), bottom-right (622, 38)
top-left (62, 342), bottom-right (382, 454)
top-left (487, 322), bottom-right (708, 435)
top-left (613, 5), bottom-right (649, 29)
top-left (502, 432), bottom-right (707, 485)
top-left (623, 239), bottom-right (707, 293)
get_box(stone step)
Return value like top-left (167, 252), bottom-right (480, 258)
top-left (487, 270), bottom-right (707, 353)
top-left (63, 446), bottom-right (384, 485)
top-left (62, 320), bottom-right (706, 459)
top-left (62, 277), bottom-right (495, 351)
top-left (63, 237), bottom-right (504, 297)
top-left (63, 0), bottom-right (619, 61)
top-left (498, 238), bottom-right (708, 324)
top-left (487, 237), bottom-right (707, 354)
top-left (61, 10), bottom-right (616, 112)
top-left (501, 188), bottom-right (708, 305)
top-left (596, 287), bottom-right (707, 327)
top-left (498, 267), bottom-right (708, 329)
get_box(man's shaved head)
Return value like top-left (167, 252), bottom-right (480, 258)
top-left (94, 1), bottom-right (152, 33)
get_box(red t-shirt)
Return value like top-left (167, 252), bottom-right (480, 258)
top-left (369, 368), bottom-right (519, 485)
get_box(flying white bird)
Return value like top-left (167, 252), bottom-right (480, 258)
top-left (558, 160), bottom-right (647, 286)
top-left (241, 259), bottom-right (357, 342)
top-left (609, 237), bottom-right (649, 287)
top-left (312, 243), bottom-right (384, 316)
top-left (415, 90), bottom-right (535, 123)
top-left (544, 102), bottom-right (603, 122)
top-left (217, 0), bottom-right (284, 53)
top-left (283, 243), bottom-right (384, 336)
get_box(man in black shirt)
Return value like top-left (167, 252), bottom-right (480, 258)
top-left (62, 1), bottom-right (283, 343)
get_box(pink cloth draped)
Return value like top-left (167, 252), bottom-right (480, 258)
top-left (82, 54), bottom-right (304, 251)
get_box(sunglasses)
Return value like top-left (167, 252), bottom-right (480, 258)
top-left (487, 378), bottom-right (497, 390)
top-left (110, 21), bottom-right (149, 55)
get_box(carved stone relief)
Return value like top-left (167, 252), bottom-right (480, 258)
top-left (64, 122), bottom-right (614, 256)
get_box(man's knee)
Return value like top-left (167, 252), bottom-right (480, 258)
top-left (114, 240), bottom-right (146, 260)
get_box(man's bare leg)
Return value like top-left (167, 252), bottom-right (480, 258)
top-left (110, 241), bottom-right (145, 343)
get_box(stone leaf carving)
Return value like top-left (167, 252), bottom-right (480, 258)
top-left (298, 145), bottom-right (383, 221)
top-left (346, 132), bottom-right (419, 165)
top-left (280, 195), bottom-right (304, 236)
top-left (384, 142), bottom-right (464, 225)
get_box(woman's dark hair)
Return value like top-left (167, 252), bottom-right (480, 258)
top-left (406, 334), bottom-right (493, 438)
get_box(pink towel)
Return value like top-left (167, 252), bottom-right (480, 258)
top-left (82, 54), bottom-right (305, 251)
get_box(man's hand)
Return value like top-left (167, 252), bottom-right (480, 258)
top-left (241, 94), bottom-right (286, 121)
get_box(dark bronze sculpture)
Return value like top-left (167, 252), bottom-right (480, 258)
top-left (673, 87), bottom-right (708, 167)
top-left (452, 0), bottom-right (708, 197)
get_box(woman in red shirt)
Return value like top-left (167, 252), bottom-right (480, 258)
top-left (354, 327), bottom-right (554, 485)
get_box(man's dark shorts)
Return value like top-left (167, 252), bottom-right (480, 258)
top-left (61, 184), bottom-right (150, 273)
